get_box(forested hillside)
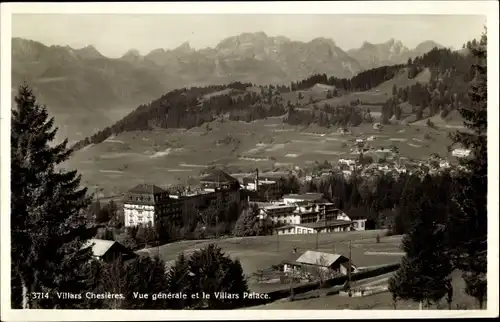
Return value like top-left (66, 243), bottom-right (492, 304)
top-left (380, 47), bottom-right (476, 124)
top-left (72, 44), bottom-right (477, 152)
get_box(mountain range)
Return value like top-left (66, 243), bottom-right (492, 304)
top-left (11, 32), bottom-right (444, 142)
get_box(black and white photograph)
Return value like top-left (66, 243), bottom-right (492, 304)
top-left (1, 1), bottom-right (498, 320)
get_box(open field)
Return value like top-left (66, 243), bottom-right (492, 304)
top-left (66, 115), bottom-right (458, 197)
top-left (299, 68), bottom-right (432, 111)
top-left (372, 67), bottom-right (432, 94)
top-left (138, 230), bottom-right (403, 293)
top-left (247, 270), bottom-right (482, 310)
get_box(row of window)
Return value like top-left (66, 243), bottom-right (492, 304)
top-left (281, 226), bottom-right (350, 234)
top-left (125, 209), bottom-right (154, 215)
top-left (128, 195), bottom-right (153, 202)
top-left (274, 216), bottom-right (336, 225)
top-left (124, 204), bottom-right (154, 210)
top-left (296, 228), bottom-right (315, 234)
top-left (127, 218), bottom-right (154, 226)
top-left (128, 214), bottom-right (153, 221)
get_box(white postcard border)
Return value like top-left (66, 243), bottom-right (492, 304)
top-left (1, 1), bottom-right (498, 320)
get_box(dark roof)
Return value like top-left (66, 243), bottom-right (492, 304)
top-left (82, 239), bottom-right (136, 258)
top-left (242, 177), bottom-right (255, 185)
top-left (283, 193), bottom-right (324, 201)
top-left (275, 224), bottom-right (297, 230)
top-left (296, 251), bottom-right (348, 267)
top-left (128, 184), bottom-right (166, 194)
top-left (200, 169), bottom-right (239, 184)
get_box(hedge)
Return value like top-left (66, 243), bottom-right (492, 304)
top-left (238, 262), bottom-right (400, 308)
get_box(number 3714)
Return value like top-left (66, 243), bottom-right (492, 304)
top-left (31, 292), bottom-right (49, 299)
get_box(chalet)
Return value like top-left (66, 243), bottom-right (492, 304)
top-left (82, 239), bottom-right (137, 262)
top-left (311, 83), bottom-right (336, 93)
top-left (283, 250), bottom-right (357, 276)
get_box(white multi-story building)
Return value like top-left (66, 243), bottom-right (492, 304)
top-left (258, 203), bottom-right (299, 224)
top-left (338, 158), bottom-right (357, 167)
top-left (452, 148), bottom-right (471, 158)
top-left (258, 200), bottom-right (362, 235)
top-left (123, 169), bottom-right (241, 228)
top-left (123, 184), bottom-right (166, 227)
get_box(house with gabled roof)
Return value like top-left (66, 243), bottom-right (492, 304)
top-left (200, 169), bottom-right (240, 191)
top-left (283, 250), bottom-right (357, 277)
top-left (82, 239), bottom-right (137, 262)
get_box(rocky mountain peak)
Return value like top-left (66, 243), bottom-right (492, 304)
top-left (76, 45), bottom-right (103, 59)
top-left (121, 49), bottom-right (144, 61)
top-left (173, 41), bottom-right (193, 53)
top-left (415, 40), bottom-right (443, 53)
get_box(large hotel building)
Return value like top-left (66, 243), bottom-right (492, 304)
top-left (123, 169), bottom-right (241, 228)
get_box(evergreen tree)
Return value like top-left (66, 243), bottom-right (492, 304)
top-left (11, 83), bottom-right (95, 309)
top-left (94, 255), bottom-right (128, 309)
top-left (448, 31), bottom-right (487, 309)
top-left (124, 255), bottom-right (168, 309)
top-left (232, 207), bottom-right (259, 237)
top-left (135, 225), bottom-right (147, 247)
top-left (188, 244), bottom-right (249, 309)
top-left (95, 227), bottom-right (114, 240)
top-left (95, 202), bottom-right (111, 224)
top-left (165, 253), bottom-right (192, 309)
top-left (389, 195), bottom-right (452, 309)
top-left (144, 224), bottom-right (157, 246)
top-left (89, 200), bottom-right (101, 222)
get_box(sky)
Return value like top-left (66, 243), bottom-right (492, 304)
top-left (12, 14), bottom-right (486, 58)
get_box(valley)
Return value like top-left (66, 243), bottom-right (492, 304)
top-left (8, 11), bottom-right (489, 313)
top-left (65, 58), bottom-right (467, 198)
top-left (69, 117), bottom-right (458, 198)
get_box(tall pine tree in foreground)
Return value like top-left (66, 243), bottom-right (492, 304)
top-left (165, 253), bottom-right (193, 309)
top-left (448, 31), bottom-right (488, 309)
top-left (124, 255), bottom-right (169, 309)
top-left (187, 244), bottom-right (249, 309)
top-left (389, 195), bottom-right (452, 309)
top-left (11, 83), bottom-right (95, 309)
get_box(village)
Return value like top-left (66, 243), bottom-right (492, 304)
top-left (80, 136), bottom-right (472, 301)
